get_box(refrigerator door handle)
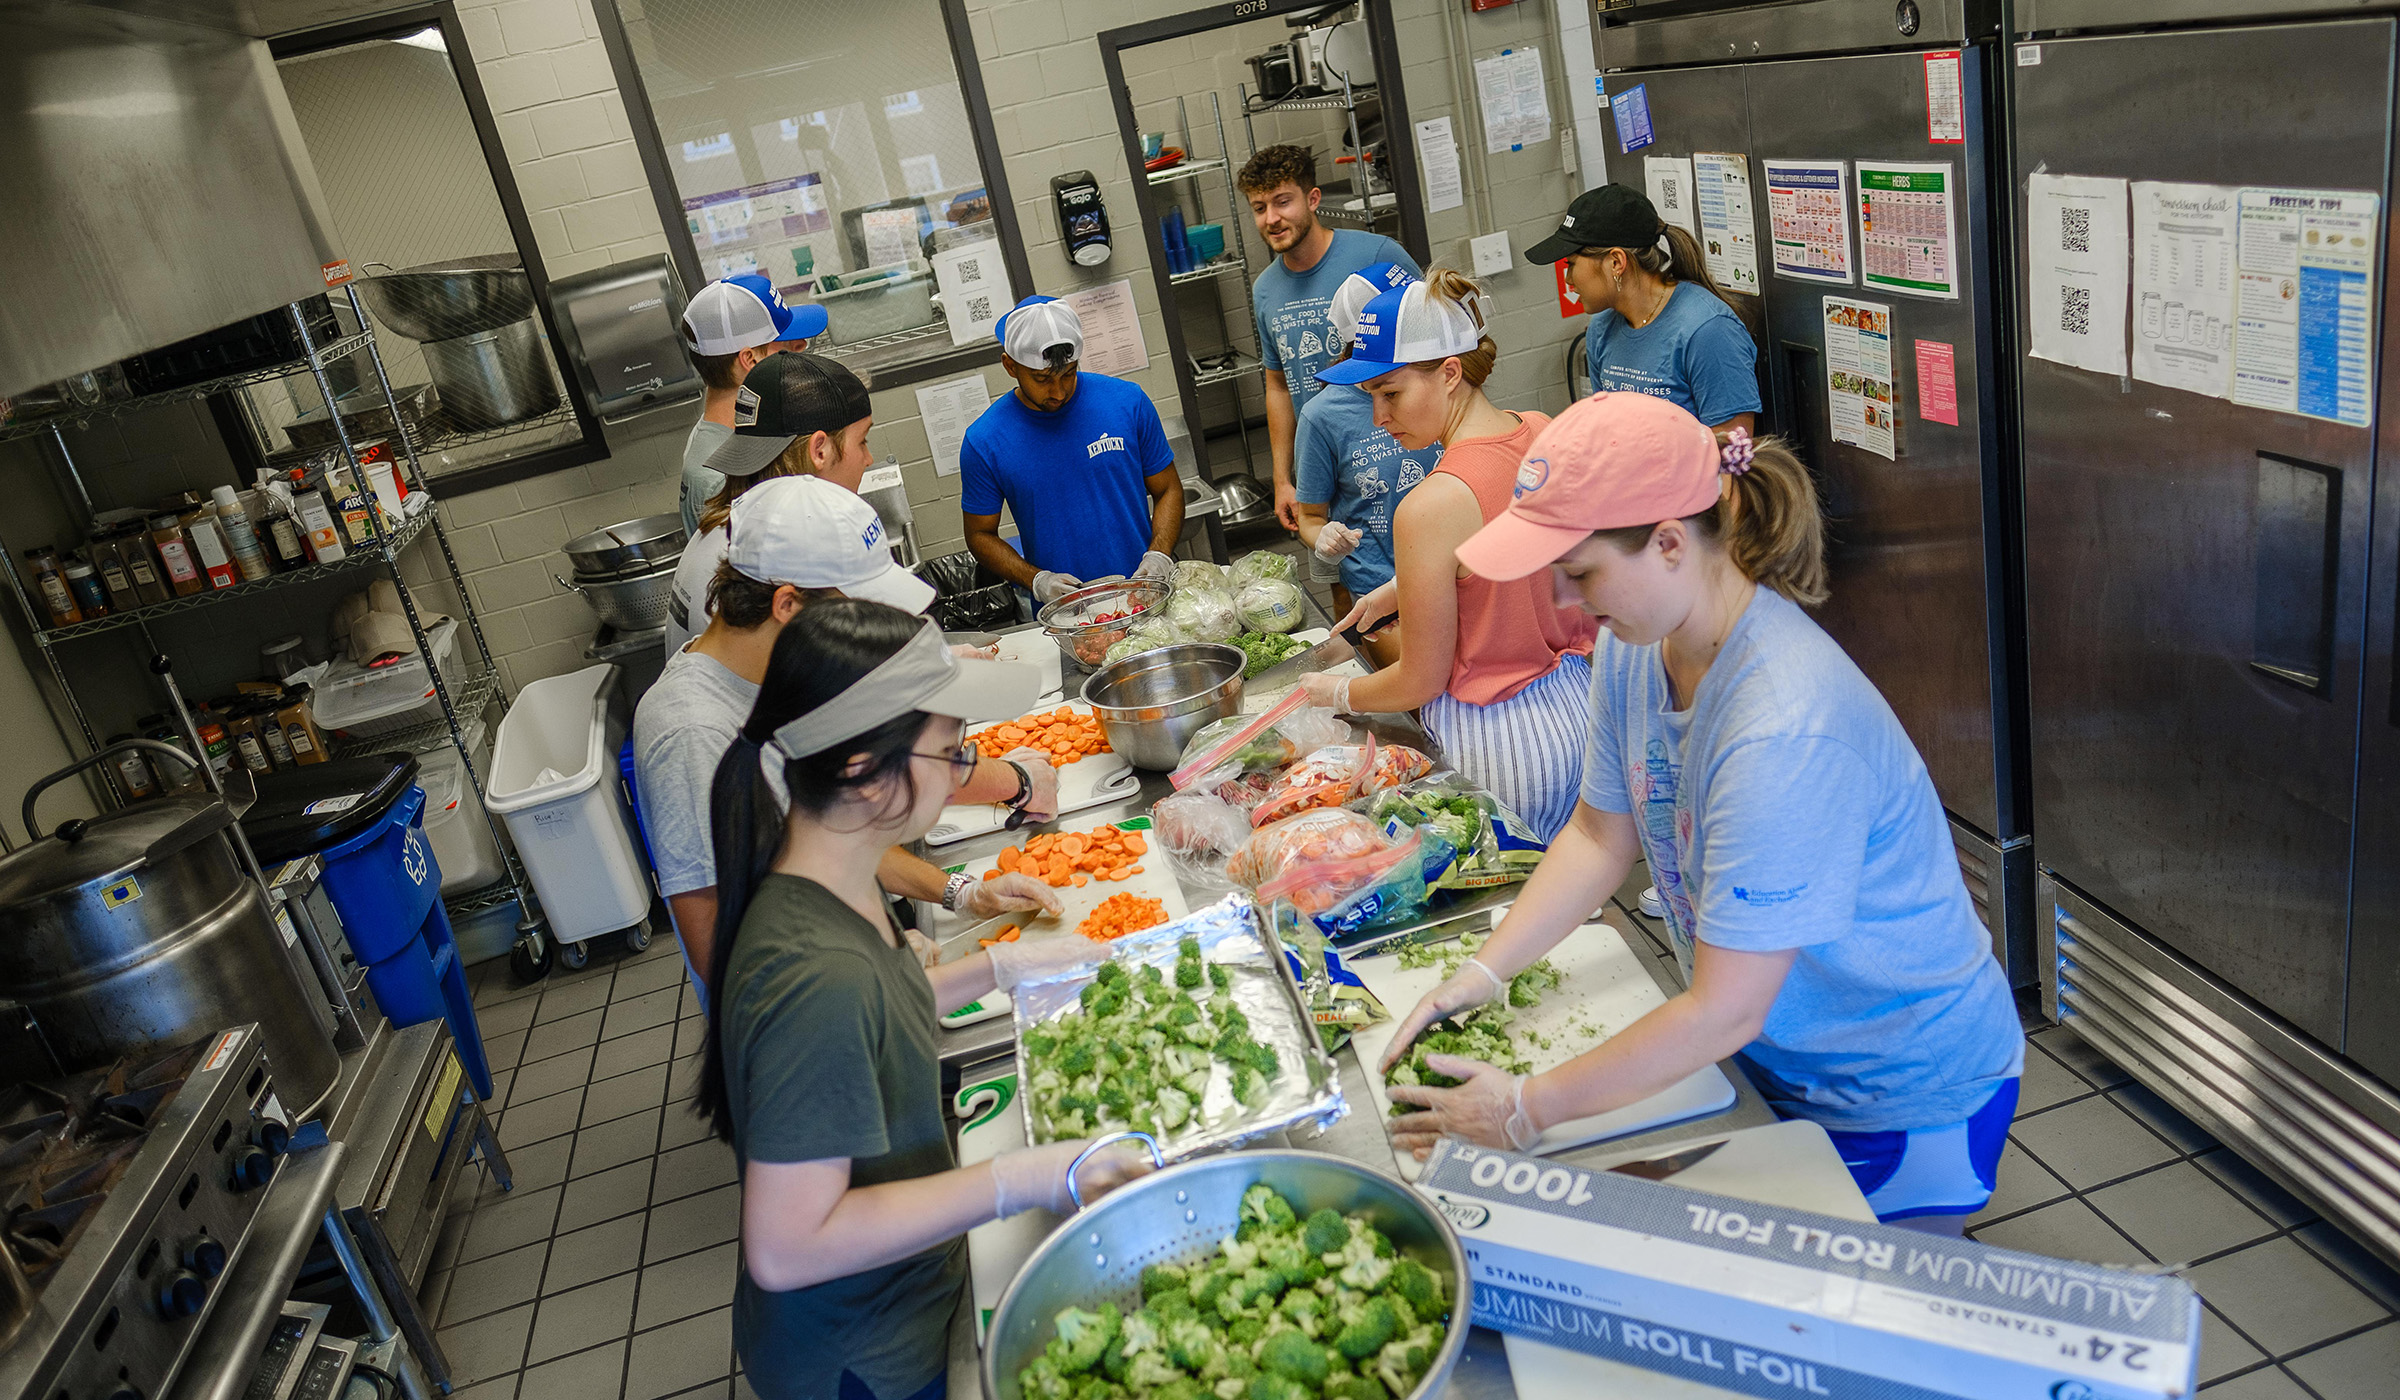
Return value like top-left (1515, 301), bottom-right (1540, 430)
top-left (2250, 451), bottom-right (2342, 697)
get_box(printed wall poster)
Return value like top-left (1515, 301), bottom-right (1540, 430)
top-left (1824, 297), bottom-right (1896, 461)
top-left (1855, 162), bottom-right (1957, 300)
top-left (1763, 160), bottom-right (1853, 284)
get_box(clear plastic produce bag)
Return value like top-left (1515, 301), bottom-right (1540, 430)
top-left (1234, 577), bottom-right (1307, 634)
top-left (1164, 586), bottom-right (1243, 643)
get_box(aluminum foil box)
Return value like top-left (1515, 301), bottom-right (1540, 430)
top-left (1416, 1139), bottom-right (2201, 1400)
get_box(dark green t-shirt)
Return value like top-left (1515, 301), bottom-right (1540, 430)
top-left (721, 875), bottom-right (963, 1399)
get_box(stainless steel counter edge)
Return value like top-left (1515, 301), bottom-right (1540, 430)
top-left (166, 1142), bottom-right (348, 1400)
top-left (330, 1021), bottom-right (453, 1208)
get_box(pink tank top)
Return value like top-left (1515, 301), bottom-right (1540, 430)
top-left (1432, 411), bottom-right (1598, 706)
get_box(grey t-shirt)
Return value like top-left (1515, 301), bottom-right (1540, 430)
top-left (678, 418), bottom-right (734, 537)
top-left (630, 647), bottom-right (757, 899)
top-left (722, 875), bottom-right (962, 1399)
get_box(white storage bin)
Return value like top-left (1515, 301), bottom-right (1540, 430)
top-left (486, 664), bottom-right (649, 946)
top-left (422, 719), bottom-right (508, 896)
top-left (314, 619), bottom-right (464, 738)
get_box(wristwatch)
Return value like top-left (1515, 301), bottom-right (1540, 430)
top-left (1003, 759), bottom-right (1034, 812)
top-left (941, 872), bottom-right (974, 912)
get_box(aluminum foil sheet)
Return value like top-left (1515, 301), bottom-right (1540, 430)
top-left (1012, 892), bottom-right (1347, 1162)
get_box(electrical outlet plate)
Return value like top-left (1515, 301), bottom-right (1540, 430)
top-left (1470, 230), bottom-right (1512, 276)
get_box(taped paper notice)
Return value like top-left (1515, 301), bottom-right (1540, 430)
top-left (1692, 152), bottom-right (1761, 296)
top-left (914, 373), bottom-right (991, 479)
top-left (2131, 181), bottom-right (2238, 400)
top-left (1856, 162), bottom-right (1957, 300)
top-left (1915, 340), bottom-right (1960, 426)
top-left (1644, 156), bottom-right (1699, 238)
top-left (1059, 279), bottom-right (1148, 378)
top-left (2233, 185), bottom-right (2379, 426)
top-left (1924, 51), bottom-right (1965, 143)
top-left (1475, 46), bottom-right (1550, 153)
top-left (1414, 117), bottom-right (1464, 214)
top-left (2026, 173), bottom-right (2129, 376)
top-left (1610, 83), bottom-right (1653, 154)
top-left (1763, 160), bottom-right (1853, 284)
top-left (931, 238), bottom-right (1011, 346)
top-left (1824, 297), bottom-right (1896, 461)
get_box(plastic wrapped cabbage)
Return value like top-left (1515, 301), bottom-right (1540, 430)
top-left (1235, 577), bottom-right (1306, 634)
top-left (1171, 559), bottom-right (1228, 594)
top-left (1231, 549), bottom-right (1298, 585)
top-left (1165, 587), bottom-right (1242, 642)
top-left (1102, 615), bottom-right (1184, 666)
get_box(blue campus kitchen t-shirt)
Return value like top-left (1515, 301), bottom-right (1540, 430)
top-left (1255, 229), bottom-right (1419, 414)
top-left (1585, 281), bottom-right (1762, 427)
top-left (1292, 384), bottom-right (1439, 595)
top-left (959, 371), bottom-right (1172, 583)
top-left (1581, 587), bottom-right (2023, 1133)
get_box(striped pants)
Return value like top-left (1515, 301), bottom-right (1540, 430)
top-left (1420, 654), bottom-right (1594, 843)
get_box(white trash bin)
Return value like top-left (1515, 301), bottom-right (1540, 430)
top-left (487, 664), bottom-right (651, 965)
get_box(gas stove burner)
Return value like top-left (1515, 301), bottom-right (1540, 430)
top-left (0, 1040), bottom-right (203, 1295)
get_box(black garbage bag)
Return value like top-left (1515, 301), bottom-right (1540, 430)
top-left (916, 551), bottom-right (1020, 632)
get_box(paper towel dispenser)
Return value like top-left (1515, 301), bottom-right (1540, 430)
top-left (546, 256), bottom-right (702, 423)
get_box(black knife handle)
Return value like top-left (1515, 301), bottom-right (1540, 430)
top-left (1340, 612), bottom-right (1398, 647)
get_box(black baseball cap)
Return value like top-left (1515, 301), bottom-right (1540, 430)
top-left (702, 351), bottom-right (873, 480)
top-left (1525, 184), bottom-right (1665, 265)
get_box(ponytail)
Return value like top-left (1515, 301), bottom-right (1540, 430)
top-left (1626, 225), bottom-right (1758, 333)
top-left (691, 598), bottom-right (938, 1144)
top-left (1402, 267), bottom-right (1501, 444)
top-left (1595, 434), bottom-right (1827, 607)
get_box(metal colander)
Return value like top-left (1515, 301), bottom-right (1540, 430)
top-left (982, 1150), bottom-right (1469, 1400)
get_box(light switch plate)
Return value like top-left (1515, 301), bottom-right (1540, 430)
top-left (1470, 231), bottom-right (1512, 276)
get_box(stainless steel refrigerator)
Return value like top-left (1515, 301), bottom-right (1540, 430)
top-left (2012, 0), bottom-right (2400, 1260)
top-left (1593, 1), bottom-right (2031, 977)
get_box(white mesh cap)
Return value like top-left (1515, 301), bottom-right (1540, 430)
top-left (998, 295), bottom-right (1084, 367)
top-left (1327, 261), bottom-right (1419, 350)
top-left (1315, 278), bottom-right (1489, 385)
top-left (681, 274), bottom-right (827, 356)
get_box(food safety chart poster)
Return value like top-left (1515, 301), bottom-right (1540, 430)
top-left (1855, 162), bottom-right (1957, 299)
top-left (1693, 152), bottom-right (1761, 295)
top-left (2233, 186), bottom-right (2379, 426)
top-left (2025, 173), bottom-right (2129, 376)
top-left (1824, 297), bottom-right (1897, 461)
top-left (2131, 182), bottom-right (2239, 400)
top-left (1763, 160), bottom-right (1853, 284)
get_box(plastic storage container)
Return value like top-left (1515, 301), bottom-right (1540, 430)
top-left (486, 664), bottom-right (649, 954)
top-left (313, 618), bottom-right (462, 738)
top-left (424, 720), bottom-right (507, 896)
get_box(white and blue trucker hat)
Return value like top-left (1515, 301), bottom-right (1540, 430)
top-left (1314, 278), bottom-right (1486, 385)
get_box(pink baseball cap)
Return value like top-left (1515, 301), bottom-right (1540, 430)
top-left (1455, 392), bottom-right (1726, 582)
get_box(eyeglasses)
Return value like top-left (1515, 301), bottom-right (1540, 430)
top-left (911, 740), bottom-right (978, 779)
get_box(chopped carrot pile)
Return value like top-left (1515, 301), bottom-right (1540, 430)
top-left (975, 706), bottom-right (1112, 765)
top-left (1077, 892), bottom-right (1169, 941)
top-left (987, 823), bottom-right (1151, 889)
top-left (978, 924), bottom-right (1022, 949)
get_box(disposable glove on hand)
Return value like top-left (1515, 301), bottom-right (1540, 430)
top-left (1296, 672), bottom-right (1353, 713)
top-left (997, 749), bottom-right (1062, 823)
top-left (1387, 1056), bottom-right (1540, 1159)
top-left (1334, 577), bottom-right (1400, 636)
top-left (1376, 956), bottom-right (1505, 1074)
top-left (961, 871), bottom-right (1065, 922)
top-left (1031, 571), bottom-right (1083, 603)
top-left (902, 928), bottom-right (941, 970)
top-left (1135, 551), bottom-right (1176, 581)
top-left (950, 642), bottom-right (1000, 660)
top-left (990, 1137), bottom-right (1154, 1218)
top-left (1312, 522), bottom-right (1362, 563)
top-left (987, 932), bottom-right (1099, 992)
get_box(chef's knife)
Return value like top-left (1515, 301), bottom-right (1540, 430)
top-left (1605, 1139), bottom-right (1726, 1181)
top-left (1249, 612), bottom-right (1397, 691)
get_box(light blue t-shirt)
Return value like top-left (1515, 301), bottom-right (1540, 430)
top-left (959, 372), bottom-right (1173, 582)
top-left (1291, 384), bottom-right (1439, 595)
top-left (1586, 282), bottom-right (1762, 428)
top-left (1255, 229), bottom-right (1420, 414)
top-left (1582, 587), bottom-right (2022, 1132)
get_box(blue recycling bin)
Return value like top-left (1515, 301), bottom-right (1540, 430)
top-left (248, 756), bottom-right (494, 1100)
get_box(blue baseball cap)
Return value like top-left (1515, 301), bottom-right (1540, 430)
top-left (1326, 261), bottom-right (1418, 351)
top-left (1315, 280), bottom-right (1487, 386)
top-left (682, 274), bottom-right (828, 355)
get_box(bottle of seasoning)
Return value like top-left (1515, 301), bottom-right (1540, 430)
top-left (183, 509), bottom-right (237, 590)
top-left (62, 557), bottom-right (107, 617)
top-left (105, 733), bottom-right (159, 801)
top-left (263, 496), bottom-right (308, 569)
top-left (25, 547), bottom-right (82, 626)
top-left (118, 531), bottom-right (171, 604)
top-left (196, 721), bottom-right (234, 778)
top-left (136, 717), bottom-right (206, 794)
top-left (211, 486), bottom-right (274, 582)
top-left (256, 702), bottom-right (297, 768)
top-left (290, 471), bottom-right (345, 563)
top-left (225, 708), bottom-right (274, 775)
top-left (277, 686), bottom-right (330, 765)
top-left (91, 534), bottom-right (139, 610)
top-left (150, 516), bottom-right (205, 596)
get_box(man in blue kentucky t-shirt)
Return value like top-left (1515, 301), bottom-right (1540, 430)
top-left (961, 297), bottom-right (1185, 602)
top-left (1238, 144), bottom-right (1419, 530)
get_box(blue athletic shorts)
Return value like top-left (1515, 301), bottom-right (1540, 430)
top-left (1816, 1078), bottom-right (2020, 1222)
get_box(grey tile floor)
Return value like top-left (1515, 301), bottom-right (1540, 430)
top-left (419, 883), bottom-right (2400, 1400)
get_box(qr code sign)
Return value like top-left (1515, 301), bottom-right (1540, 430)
top-left (967, 294), bottom-right (994, 322)
top-left (2061, 207), bottom-right (2091, 255)
top-left (2061, 286), bottom-right (2091, 337)
top-left (957, 255), bottom-right (986, 286)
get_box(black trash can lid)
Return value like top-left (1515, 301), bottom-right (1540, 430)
top-left (245, 753), bottom-right (422, 862)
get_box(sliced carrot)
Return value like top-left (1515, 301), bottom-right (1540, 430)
top-left (1122, 835), bottom-right (1147, 855)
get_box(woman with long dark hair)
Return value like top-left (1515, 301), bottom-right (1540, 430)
top-left (696, 598), bottom-right (1147, 1400)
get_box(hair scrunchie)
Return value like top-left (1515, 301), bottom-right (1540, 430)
top-left (1720, 427), bottom-right (1757, 476)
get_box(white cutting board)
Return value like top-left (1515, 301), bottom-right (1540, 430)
top-left (926, 705), bottom-right (1138, 846)
top-left (953, 1070), bottom-right (1050, 1346)
top-left (984, 629), bottom-right (1064, 704)
top-left (1503, 1121), bottom-right (1870, 1400)
top-left (1347, 920), bottom-right (1735, 1180)
top-left (927, 815), bottom-right (1190, 947)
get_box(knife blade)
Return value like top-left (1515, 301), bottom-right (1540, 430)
top-left (1605, 1139), bottom-right (1726, 1182)
top-left (1249, 612), bottom-right (1396, 691)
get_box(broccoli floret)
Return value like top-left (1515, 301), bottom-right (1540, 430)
top-left (1139, 961), bottom-right (1164, 984)
top-left (1244, 1041), bottom-right (1281, 1079)
top-left (1141, 1264), bottom-right (1188, 1301)
top-left (1382, 1259), bottom-right (1443, 1320)
top-left (1176, 959), bottom-right (1205, 989)
top-left (1258, 1331), bottom-right (1331, 1388)
top-left (1224, 1315), bottom-right (1265, 1347)
top-left (1020, 1354), bottom-right (1073, 1400)
top-left (1192, 1265), bottom-right (1235, 1309)
top-left (1372, 1327), bottom-right (1440, 1398)
top-left (1097, 961), bottom-right (1130, 987)
top-left (1302, 1209), bottom-right (1349, 1257)
top-left (1219, 1233), bottom-right (1261, 1272)
top-left (1324, 1377), bottom-right (1390, 1400)
top-left (1218, 1005), bottom-right (1251, 1039)
top-left (1088, 985), bottom-right (1127, 1018)
top-left (1153, 1380), bottom-right (1210, 1400)
top-left (1208, 961), bottom-right (1231, 991)
top-left (1333, 1297), bottom-right (1401, 1360)
top-left (1241, 1184), bottom-right (1299, 1230)
top-left (1165, 1000), bottom-right (1202, 1027)
top-left (1127, 1352), bottom-right (1184, 1389)
top-left (1059, 1039), bottom-right (1099, 1076)
top-left (1229, 1063), bottom-right (1263, 1106)
top-left (1164, 1317), bottom-right (1225, 1374)
top-left (1248, 1377), bottom-right (1309, 1400)
top-left (1050, 1303), bottom-right (1121, 1374)
top-left (1278, 1289), bottom-right (1324, 1339)
top-left (1212, 1024), bottom-right (1254, 1063)
top-left (1157, 1085), bottom-right (1194, 1131)
top-left (1178, 935), bottom-right (1202, 962)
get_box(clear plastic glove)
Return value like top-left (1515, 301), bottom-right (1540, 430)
top-left (1135, 551), bottom-right (1176, 581)
top-left (987, 932), bottom-right (1099, 991)
top-left (1297, 671), bottom-right (1353, 713)
top-left (1387, 1055), bottom-right (1540, 1159)
top-left (1334, 576), bottom-right (1400, 635)
top-left (1376, 956), bottom-right (1505, 1073)
top-left (1032, 571), bottom-right (1084, 603)
top-left (1312, 521), bottom-right (1362, 563)
top-left (990, 1137), bottom-right (1155, 1217)
top-left (950, 642), bottom-right (1000, 660)
top-left (902, 928), bottom-right (941, 970)
top-left (960, 871), bottom-right (1064, 922)
top-left (998, 749), bottom-right (1062, 823)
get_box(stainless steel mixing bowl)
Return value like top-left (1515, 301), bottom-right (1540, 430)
top-left (1080, 642), bottom-right (1245, 770)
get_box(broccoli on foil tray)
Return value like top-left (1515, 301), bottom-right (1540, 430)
top-left (1383, 931), bottom-right (1572, 1115)
top-left (1025, 936), bottom-right (1282, 1140)
top-left (1018, 1183), bottom-right (1451, 1400)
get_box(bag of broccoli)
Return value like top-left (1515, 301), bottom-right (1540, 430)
top-left (1363, 772), bottom-right (1548, 890)
top-left (1235, 577), bottom-right (1307, 634)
